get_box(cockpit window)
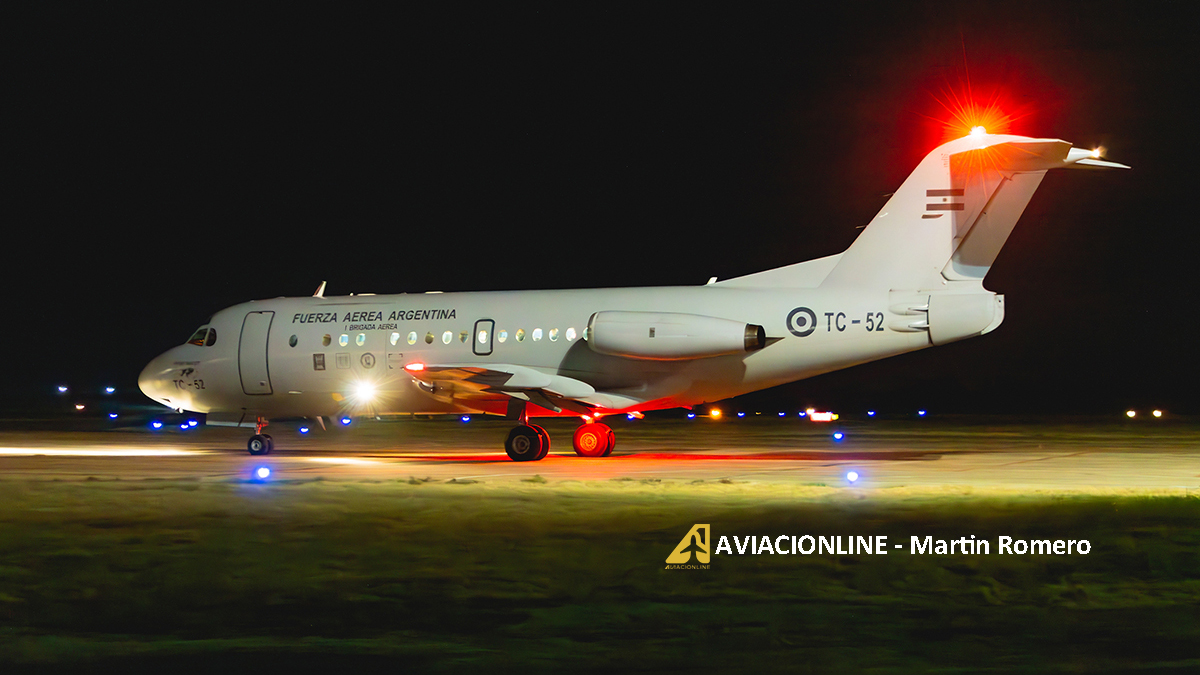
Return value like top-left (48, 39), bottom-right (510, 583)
top-left (187, 327), bottom-right (209, 346)
top-left (187, 327), bottom-right (217, 347)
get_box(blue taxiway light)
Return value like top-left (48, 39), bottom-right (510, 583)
top-left (846, 470), bottom-right (859, 483)
top-left (867, 411), bottom-right (876, 417)
top-left (108, 413), bottom-right (118, 419)
top-left (179, 423), bottom-right (189, 430)
top-left (57, 386), bottom-right (68, 394)
top-left (253, 466), bottom-right (271, 481)
top-left (918, 410), bottom-right (927, 417)
top-left (461, 415), bottom-right (471, 423)
top-left (104, 386), bottom-right (115, 395)
top-left (799, 411), bottom-right (807, 417)
top-left (187, 419), bottom-right (198, 427)
top-left (737, 412), bottom-right (745, 418)
top-left (150, 421), bottom-right (163, 429)
top-left (299, 426), bottom-right (310, 434)
top-left (687, 413), bottom-right (696, 419)
top-left (832, 432), bottom-right (845, 441)
top-left (778, 412), bottom-right (786, 417)
top-left (340, 417), bottom-right (352, 426)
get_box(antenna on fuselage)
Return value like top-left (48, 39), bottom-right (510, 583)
top-left (313, 281), bottom-right (327, 298)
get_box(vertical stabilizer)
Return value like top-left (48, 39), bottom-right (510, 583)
top-left (819, 133), bottom-right (1126, 291)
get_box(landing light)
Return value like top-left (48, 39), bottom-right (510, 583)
top-left (970, 126), bottom-right (987, 136)
top-left (846, 470), bottom-right (859, 483)
top-left (354, 382), bottom-right (377, 402)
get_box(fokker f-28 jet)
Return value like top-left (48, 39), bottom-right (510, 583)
top-left (139, 129), bottom-right (1127, 460)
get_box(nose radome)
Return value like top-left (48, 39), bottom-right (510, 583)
top-left (138, 354), bottom-right (172, 406)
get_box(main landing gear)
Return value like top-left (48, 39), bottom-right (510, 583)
top-left (503, 418), bottom-right (616, 461)
top-left (248, 417), bottom-right (273, 455)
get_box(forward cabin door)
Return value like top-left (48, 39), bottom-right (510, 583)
top-left (473, 319), bottom-right (494, 357)
top-left (239, 311), bottom-right (275, 395)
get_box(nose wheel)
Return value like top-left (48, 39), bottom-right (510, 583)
top-left (248, 434), bottom-right (273, 455)
top-left (247, 417), bottom-right (273, 455)
top-left (505, 424), bottom-right (550, 461)
top-left (572, 422), bottom-right (615, 457)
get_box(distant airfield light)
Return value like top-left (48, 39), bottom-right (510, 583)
top-left (832, 431), bottom-right (845, 441)
top-left (846, 470), bottom-right (860, 483)
top-left (1153, 410), bottom-right (1163, 418)
top-left (57, 385), bottom-right (68, 394)
top-left (778, 412), bottom-right (786, 417)
top-left (710, 408), bottom-right (722, 419)
top-left (340, 416), bottom-right (352, 426)
top-left (461, 415), bottom-right (471, 423)
top-left (104, 386), bottom-right (115, 395)
top-left (151, 420), bottom-right (163, 429)
top-left (299, 426), bottom-right (310, 434)
top-left (867, 410), bottom-right (876, 417)
top-left (809, 411), bottom-right (838, 423)
top-left (737, 412), bottom-right (745, 418)
top-left (108, 413), bottom-right (118, 419)
top-left (1126, 410), bottom-right (1137, 418)
top-left (74, 403), bottom-right (85, 411)
top-left (918, 410), bottom-right (927, 417)
top-left (254, 466), bottom-right (271, 481)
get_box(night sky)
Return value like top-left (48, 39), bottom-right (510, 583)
top-left (4, 3), bottom-right (1196, 414)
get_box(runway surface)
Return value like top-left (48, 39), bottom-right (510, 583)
top-left (2, 416), bottom-right (1197, 491)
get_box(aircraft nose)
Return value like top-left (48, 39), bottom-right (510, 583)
top-left (138, 353), bottom-right (174, 406)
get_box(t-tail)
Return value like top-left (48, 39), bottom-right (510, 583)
top-left (817, 131), bottom-right (1128, 344)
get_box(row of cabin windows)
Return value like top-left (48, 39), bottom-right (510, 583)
top-left (289, 327), bottom-right (580, 349)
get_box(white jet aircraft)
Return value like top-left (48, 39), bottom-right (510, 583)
top-left (139, 129), bottom-right (1127, 460)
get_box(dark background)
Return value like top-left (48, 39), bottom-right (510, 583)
top-left (2, 3), bottom-right (1195, 415)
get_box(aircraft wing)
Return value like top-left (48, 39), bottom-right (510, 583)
top-left (404, 363), bottom-right (640, 414)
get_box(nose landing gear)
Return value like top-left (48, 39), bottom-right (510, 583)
top-left (247, 417), bottom-right (273, 455)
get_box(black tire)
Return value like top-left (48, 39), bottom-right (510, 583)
top-left (602, 426), bottom-right (615, 456)
top-left (264, 434), bottom-right (274, 454)
top-left (248, 434), bottom-right (270, 455)
top-left (530, 425), bottom-right (551, 460)
top-left (505, 425), bottom-right (544, 462)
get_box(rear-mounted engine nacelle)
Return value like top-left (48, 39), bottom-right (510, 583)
top-left (585, 311), bottom-right (766, 360)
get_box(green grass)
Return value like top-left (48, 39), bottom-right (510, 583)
top-left (1, 477), bottom-right (1199, 672)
